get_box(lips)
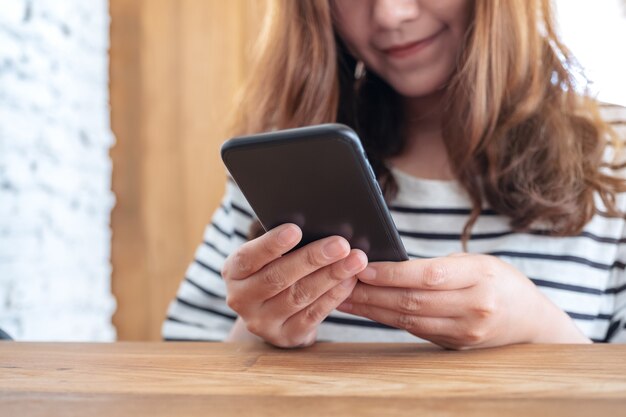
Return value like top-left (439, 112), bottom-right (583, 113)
top-left (381, 29), bottom-right (443, 59)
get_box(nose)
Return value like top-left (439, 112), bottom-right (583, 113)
top-left (373, 0), bottom-right (420, 30)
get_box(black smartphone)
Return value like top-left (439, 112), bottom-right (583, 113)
top-left (220, 124), bottom-right (408, 262)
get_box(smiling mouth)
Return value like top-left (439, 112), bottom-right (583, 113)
top-left (382, 29), bottom-right (444, 59)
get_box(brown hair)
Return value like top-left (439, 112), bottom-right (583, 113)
top-left (232, 0), bottom-right (626, 249)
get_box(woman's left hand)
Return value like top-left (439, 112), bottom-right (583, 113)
top-left (336, 253), bottom-right (591, 349)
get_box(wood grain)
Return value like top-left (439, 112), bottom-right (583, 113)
top-left (1, 343), bottom-right (625, 416)
top-left (109, 0), bottom-right (266, 341)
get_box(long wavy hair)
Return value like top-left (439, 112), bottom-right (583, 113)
top-left (231, 0), bottom-right (626, 249)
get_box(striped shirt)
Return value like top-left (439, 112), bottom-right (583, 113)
top-left (162, 104), bottom-right (626, 344)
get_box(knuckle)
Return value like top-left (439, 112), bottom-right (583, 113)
top-left (473, 298), bottom-right (497, 319)
top-left (245, 319), bottom-right (264, 337)
top-left (397, 290), bottom-right (420, 314)
top-left (304, 247), bottom-right (325, 268)
top-left (384, 264), bottom-right (399, 285)
top-left (422, 262), bottom-right (447, 287)
top-left (221, 257), bottom-right (234, 280)
top-left (261, 266), bottom-right (286, 293)
top-left (302, 305), bottom-right (324, 326)
top-left (327, 284), bottom-right (349, 303)
top-left (326, 262), bottom-right (346, 283)
top-left (223, 250), bottom-right (251, 280)
top-left (234, 250), bottom-right (253, 275)
top-left (261, 234), bottom-right (279, 256)
top-left (225, 294), bottom-right (243, 313)
top-left (328, 262), bottom-right (348, 282)
top-left (395, 314), bottom-right (419, 331)
top-left (233, 251), bottom-right (252, 276)
top-left (287, 283), bottom-right (313, 309)
top-left (302, 331), bottom-right (317, 347)
top-left (463, 327), bottom-right (487, 345)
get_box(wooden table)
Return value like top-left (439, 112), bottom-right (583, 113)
top-left (1, 342), bottom-right (625, 416)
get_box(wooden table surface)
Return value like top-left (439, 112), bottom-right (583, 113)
top-left (1, 342), bottom-right (625, 416)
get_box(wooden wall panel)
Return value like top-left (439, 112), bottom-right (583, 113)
top-left (110, 0), bottom-right (265, 340)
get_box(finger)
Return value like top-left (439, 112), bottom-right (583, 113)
top-left (356, 255), bottom-right (488, 290)
top-left (280, 277), bottom-right (359, 343)
top-left (336, 302), bottom-right (457, 337)
top-left (222, 223), bottom-right (302, 281)
top-left (346, 283), bottom-right (470, 318)
top-left (262, 249), bottom-right (368, 320)
top-left (243, 235), bottom-right (352, 301)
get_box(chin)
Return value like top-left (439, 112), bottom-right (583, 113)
top-left (388, 79), bottom-right (447, 98)
top-left (383, 66), bottom-right (455, 98)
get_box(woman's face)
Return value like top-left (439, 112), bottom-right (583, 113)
top-left (332, 0), bottom-right (472, 97)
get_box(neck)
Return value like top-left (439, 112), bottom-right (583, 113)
top-left (403, 92), bottom-right (445, 134)
top-left (387, 92), bottom-right (454, 181)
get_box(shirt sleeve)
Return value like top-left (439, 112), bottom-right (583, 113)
top-left (161, 178), bottom-right (257, 341)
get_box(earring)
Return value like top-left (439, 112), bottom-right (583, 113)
top-left (354, 60), bottom-right (366, 80)
top-left (354, 60), bottom-right (366, 91)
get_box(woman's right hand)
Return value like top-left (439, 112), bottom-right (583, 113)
top-left (222, 223), bottom-right (367, 348)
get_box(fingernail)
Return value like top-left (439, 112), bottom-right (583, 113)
top-left (358, 266), bottom-right (376, 281)
top-left (341, 278), bottom-right (355, 288)
top-left (277, 225), bottom-right (298, 246)
top-left (323, 239), bottom-right (347, 259)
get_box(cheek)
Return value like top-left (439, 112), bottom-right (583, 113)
top-left (407, 0), bottom-right (470, 45)
top-left (433, 0), bottom-right (473, 27)
top-left (443, 0), bottom-right (473, 51)
top-left (332, 4), bottom-right (372, 58)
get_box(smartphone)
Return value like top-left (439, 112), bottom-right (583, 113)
top-left (220, 124), bottom-right (408, 262)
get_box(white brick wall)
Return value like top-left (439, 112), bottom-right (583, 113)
top-left (0, 0), bottom-right (116, 341)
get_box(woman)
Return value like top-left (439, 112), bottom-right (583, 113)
top-left (162, 0), bottom-right (626, 349)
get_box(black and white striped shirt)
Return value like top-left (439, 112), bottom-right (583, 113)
top-left (163, 104), bottom-right (626, 343)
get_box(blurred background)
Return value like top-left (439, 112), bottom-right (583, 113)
top-left (0, 0), bottom-right (624, 342)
